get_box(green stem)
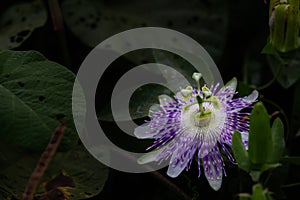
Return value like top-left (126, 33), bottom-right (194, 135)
top-left (196, 95), bottom-right (204, 115)
top-left (249, 57), bottom-right (282, 91)
top-left (261, 97), bottom-right (290, 142)
top-left (281, 182), bottom-right (300, 188)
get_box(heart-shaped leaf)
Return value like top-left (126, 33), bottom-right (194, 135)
top-left (0, 50), bottom-right (79, 151)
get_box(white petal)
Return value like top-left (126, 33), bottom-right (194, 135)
top-left (175, 91), bottom-right (183, 100)
top-left (198, 141), bottom-right (215, 158)
top-left (225, 77), bottom-right (237, 92)
top-left (206, 176), bottom-right (222, 191)
top-left (167, 150), bottom-right (187, 178)
top-left (203, 149), bottom-right (223, 191)
top-left (149, 104), bottom-right (162, 117)
top-left (217, 77), bottom-right (237, 97)
top-left (158, 94), bottom-right (175, 106)
top-left (167, 145), bottom-right (197, 178)
top-left (241, 132), bottom-right (249, 150)
top-left (137, 145), bottom-right (168, 164)
top-left (134, 123), bottom-right (153, 139)
top-left (244, 90), bottom-right (259, 103)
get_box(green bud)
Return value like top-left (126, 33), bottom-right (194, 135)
top-left (269, 0), bottom-right (300, 52)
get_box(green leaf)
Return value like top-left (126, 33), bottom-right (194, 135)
top-left (248, 102), bottom-right (272, 164)
top-left (0, 50), bottom-right (79, 151)
top-left (251, 184), bottom-right (267, 200)
top-left (0, 0), bottom-right (47, 50)
top-left (261, 42), bottom-right (277, 55)
top-left (260, 163), bottom-right (281, 173)
top-left (61, 0), bottom-right (228, 61)
top-left (281, 156), bottom-right (300, 165)
top-left (0, 145), bottom-right (108, 200)
top-left (268, 118), bottom-right (285, 163)
top-left (232, 130), bottom-right (250, 172)
top-left (0, 143), bottom-right (25, 171)
top-left (266, 50), bottom-right (300, 88)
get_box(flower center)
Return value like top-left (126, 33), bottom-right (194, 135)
top-left (193, 110), bottom-right (212, 127)
top-left (182, 103), bottom-right (215, 129)
top-left (180, 72), bottom-right (226, 138)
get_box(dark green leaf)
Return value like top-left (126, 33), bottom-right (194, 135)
top-left (0, 143), bottom-right (24, 171)
top-left (268, 117), bottom-right (285, 163)
top-left (248, 102), bottom-right (272, 164)
top-left (0, 145), bottom-right (108, 200)
top-left (281, 156), bottom-right (300, 165)
top-left (0, 50), bottom-right (79, 151)
top-left (0, 0), bottom-right (47, 49)
top-left (260, 163), bottom-right (281, 173)
top-left (232, 130), bottom-right (250, 172)
top-left (261, 42), bottom-right (277, 55)
top-left (267, 50), bottom-right (300, 88)
top-left (61, 0), bottom-right (228, 61)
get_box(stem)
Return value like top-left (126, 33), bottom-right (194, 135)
top-left (261, 97), bottom-right (290, 142)
top-left (263, 171), bottom-right (273, 188)
top-left (151, 171), bottom-right (192, 200)
top-left (48, 0), bottom-right (71, 68)
top-left (22, 123), bottom-right (66, 200)
top-left (247, 56), bottom-right (282, 91)
top-left (48, 0), bottom-right (64, 31)
top-left (253, 62), bottom-right (282, 91)
top-left (281, 182), bottom-right (300, 188)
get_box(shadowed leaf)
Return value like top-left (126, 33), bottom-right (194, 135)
top-left (0, 50), bottom-right (79, 151)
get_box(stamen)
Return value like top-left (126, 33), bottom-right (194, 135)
top-left (202, 85), bottom-right (212, 98)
